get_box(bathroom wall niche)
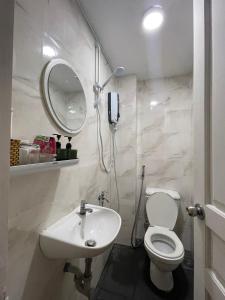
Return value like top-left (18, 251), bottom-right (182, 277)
top-left (42, 59), bottom-right (87, 135)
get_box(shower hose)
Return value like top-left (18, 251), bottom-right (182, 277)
top-left (96, 103), bottom-right (120, 212)
top-left (131, 165), bottom-right (145, 249)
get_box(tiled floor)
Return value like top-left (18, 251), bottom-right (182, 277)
top-left (91, 244), bottom-right (193, 300)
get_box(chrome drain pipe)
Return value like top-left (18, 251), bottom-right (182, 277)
top-left (64, 258), bottom-right (93, 299)
top-left (84, 258), bottom-right (92, 278)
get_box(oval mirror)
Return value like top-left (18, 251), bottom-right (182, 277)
top-left (42, 59), bottom-right (87, 135)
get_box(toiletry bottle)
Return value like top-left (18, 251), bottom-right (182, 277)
top-left (65, 136), bottom-right (78, 160)
top-left (33, 135), bottom-right (56, 162)
top-left (53, 134), bottom-right (61, 161)
top-left (65, 136), bottom-right (72, 159)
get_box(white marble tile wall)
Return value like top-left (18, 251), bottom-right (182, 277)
top-left (10, 0), bottom-right (114, 299)
top-left (136, 75), bottom-right (194, 252)
top-left (109, 74), bottom-right (193, 253)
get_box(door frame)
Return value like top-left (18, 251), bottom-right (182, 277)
top-left (193, 0), bottom-right (211, 299)
top-left (0, 0), bottom-right (14, 299)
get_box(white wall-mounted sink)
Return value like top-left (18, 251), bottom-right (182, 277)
top-left (40, 204), bottom-right (121, 259)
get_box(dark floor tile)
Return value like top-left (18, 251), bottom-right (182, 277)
top-left (134, 264), bottom-right (193, 300)
top-left (92, 244), bottom-right (193, 300)
top-left (94, 245), bottom-right (141, 299)
top-left (92, 289), bottom-right (128, 300)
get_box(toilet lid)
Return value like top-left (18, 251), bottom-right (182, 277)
top-left (146, 193), bottom-right (178, 230)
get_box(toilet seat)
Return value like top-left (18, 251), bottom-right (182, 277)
top-left (144, 226), bottom-right (184, 262)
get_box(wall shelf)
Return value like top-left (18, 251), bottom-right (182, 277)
top-left (10, 159), bottom-right (79, 176)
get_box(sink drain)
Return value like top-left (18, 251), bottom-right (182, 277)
top-left (85, 239), bottom-right (96, 247)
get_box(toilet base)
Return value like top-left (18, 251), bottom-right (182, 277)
top-left (150, 262), bottom-right (173, 292)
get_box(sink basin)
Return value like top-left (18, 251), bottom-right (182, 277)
top-left (40, 204), bottom-right (121, 259)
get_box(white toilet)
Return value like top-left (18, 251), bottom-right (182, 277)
top-left (144, 187), bottom-right (184, 292)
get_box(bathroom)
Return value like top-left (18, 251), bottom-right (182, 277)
top-left (0, 0), bottom-right (225, 299)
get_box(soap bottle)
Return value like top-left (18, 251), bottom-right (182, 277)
top-left (53, 134), bottom-right (61, 161)
top-left (65, 136), bottom-right (72, 159)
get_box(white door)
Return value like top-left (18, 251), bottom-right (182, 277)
top-left (193, 0), bottom-right (225, 299)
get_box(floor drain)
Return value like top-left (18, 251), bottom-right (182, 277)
top-left (85, 239), bottom-right (96, 247)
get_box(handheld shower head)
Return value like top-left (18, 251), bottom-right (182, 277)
top-left (101, 66), bottom-right (125, 89)
top-left (93, 66), bottom-right (126, 103)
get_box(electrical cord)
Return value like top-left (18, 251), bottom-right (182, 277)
top-left (96, 103), bottom-right (112, 173)
top-left (95, 99), bottom-right (120, 212)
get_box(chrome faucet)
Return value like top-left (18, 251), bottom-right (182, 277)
top-left (79, 200), bottom-right (93, 215)
top-left (98, 191), bottom-right (109, 207)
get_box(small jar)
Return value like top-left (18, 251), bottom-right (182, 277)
top-left (10, 139), bottom-right (20, 166)
top-left (19, 143), bottom-right (40, 165)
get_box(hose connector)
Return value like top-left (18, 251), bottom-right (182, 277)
top-left (141, 165), bottom-right (145, 179)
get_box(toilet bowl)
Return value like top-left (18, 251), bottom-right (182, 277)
top-left (144, 188), bottom-right (184, 292)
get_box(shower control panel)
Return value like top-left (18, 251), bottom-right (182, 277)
top-left (108, 92), bottom-right (120, 125)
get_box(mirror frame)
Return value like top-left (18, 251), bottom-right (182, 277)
top-left (42, 58), bottom-right (87, 135)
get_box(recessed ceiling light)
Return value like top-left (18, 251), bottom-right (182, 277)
top-left (142, 6), bottom-right (164, 32)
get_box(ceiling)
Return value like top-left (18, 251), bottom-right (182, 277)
top-left (79, 0), bottom-right (193, 80)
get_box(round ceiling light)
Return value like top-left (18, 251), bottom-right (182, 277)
top-left (142, 6), bottom-right (164, 31)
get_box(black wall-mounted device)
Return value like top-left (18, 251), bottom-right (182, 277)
top-left (108, 92), bottom-right (120, 125)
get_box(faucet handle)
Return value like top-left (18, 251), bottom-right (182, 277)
top-left (98, 191), bottom-right (110, 206)
top-left (80, 200), bottom-right (86, 207)
top-left (102, 191), bottom-right (109, 201)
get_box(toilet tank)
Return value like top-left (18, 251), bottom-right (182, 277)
top-left (145, 188), bottom-right (181, 230)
